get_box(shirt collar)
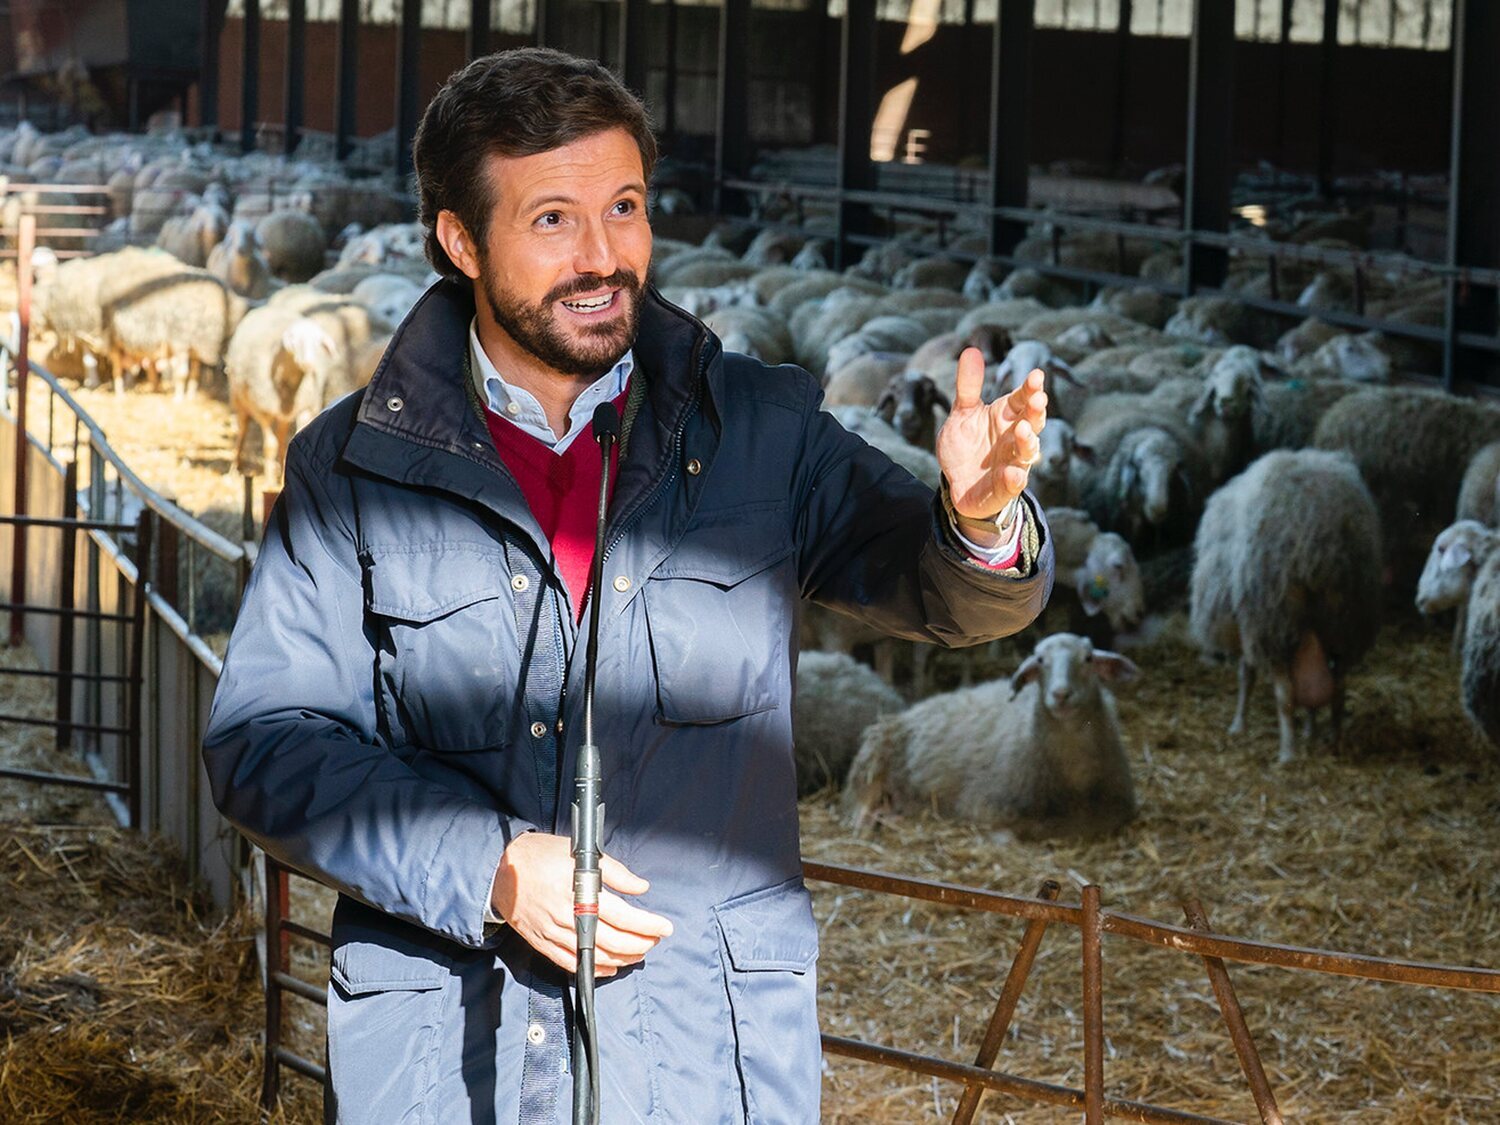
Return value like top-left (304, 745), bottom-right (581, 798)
top-left (468, 317), bottom-right (634, 455)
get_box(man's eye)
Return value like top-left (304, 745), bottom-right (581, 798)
top-left (613, 200), bottom-right (635, 215)
top-left (537, 212), bottom-right (562, 228)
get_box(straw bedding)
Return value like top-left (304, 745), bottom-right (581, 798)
top-left (2, 371), bottom-right (1498, 1122)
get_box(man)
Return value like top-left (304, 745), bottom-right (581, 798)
top-left (203, 48), bottom-right (1053, 1125)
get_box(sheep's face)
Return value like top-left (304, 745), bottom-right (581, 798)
top-left (1416, 521), bottom-right (1497, 615)
top-left (1121, 429), bottom-right (1184, 527)
top-left (1010, 633), bottom-right (1139, 720)
top-left (878, 374), bottom-right (950, 447)
top-left (1076, 534), bottom-right (1145, 634)
top-left (440, 127), bottom-right (651, 381)
top-left (1035, 419), bottom-right (1077, 482)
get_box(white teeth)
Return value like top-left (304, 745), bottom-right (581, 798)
top-left (563, 293), bottom-right (612, 311)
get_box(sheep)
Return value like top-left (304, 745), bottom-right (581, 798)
top-left (877, 286), bottom-right (972, 315)
top-left (1164, 296), bottom-right (1275, 349)
top-left (767, 273), bottom-right (884, 320)
top-left (842, 633), bottom-right (1138, 839)
top-left (826, 405), bottom-right (940, 489)
top-left (1457, 441), bottom-right (1500, 527)
top-left (1042, 508), bottom-right (1145, 643)
top-left (823, 314), bottom-right (931, 381)
top-left (819, 353), bottom-right (906, 408)
top-left (350, 272), bottom-right (424, 326)
top-left (890, 256), bottom-right (969, 291)
top-left (907, 324), bottom-right (1012, 384)
top-left (792, 651), bottom-right (906, 795)
top-left (1460, 548), bottom-right (1500, 747)
top-left (1252, 378), bottom-right (1358, 454)
top-left (954, 297), bottom-right (1051, 338)
top-left (1090, 286), bottom-right (1178, 330)
top-left (790, 240), bottom-right (831, 270)
top-left (1292, 332), bottom-right (1392, 383)
top-left (790, 291), bottom-right (885, 376)
top-left (256, 209), bottom-right (328, 283)
top-left (99, 255), bottom-right (247, 397)
top-left (993, 266), bottom-right (1083, 308)
top-left (1276, 317), bottom-right (1346, 364)
top-left (34, 247), bottom-right (161, 387)
top-left (743, 265), bottom-right (832, 306)
top-left (845, 242), bottom-right (914, 285)
top-left (740, 228), bottom-right (802, 268)
top-left (155, 201), bottom-right (228, 267)
top-left (962, 257), bottom-right (1007, 302)
top-left (990, 340), bottom-right (1082, 422)
top-left (657, 256), bottom-right (757, 291)
top-left (1074, 408), bottom-right (1210, 549)
top-left (705, 304), bottom-right (794, 364)
top-left (1029, 418), bottom-right (1092, 509)
top-left (874, 371), bottom-right (950, 451)
top-left (1314, 386), bottom-right (1500, 589)
top-left (207, 219), bottom-right (277, 300)
top-left (1189, 449), bottom-right (1382, 763)
top-left (1415, 520), bottom-right (1499, 653)
top-left (1166, 345), bottom-right (1269, 484)
top-left (226, 295), bottom-right (392, 483)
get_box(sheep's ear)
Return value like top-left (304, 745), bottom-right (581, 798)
top-left (1010, 654), bottom-right (1043, 696)
top-left (874, 390), bottom-right (898, 424)
top-left (930, 384), bottom-right (952, 413)
top-left (1440, 543), bottom-right (1472, 572)
top-left (1073, 439), bottom-right (1097, 465)
top-left (1188, 384), bottom-right (1215, 425)
top-left (1090, 650), bottom-right (1139, 683)
top-left (1050, 359), bottom-right (1082, 386)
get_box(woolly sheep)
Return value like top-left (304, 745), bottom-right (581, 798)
top-left (1044, 507), bottom-right (1145, 640)
top-left (1074, 407), bottom-right (1210, 548)
top-left (208, 220), bottom-right (277, 300)
top-left (826, 405), bottom-right (941, 490)
top-left (790, 240), bottom-right (831, 270)
top-left (1028, 418), bottom-right (1092, 509)
top-left (845, 242), bottom-right (914, 285)
top-left (1460, 547), bottom-right (1500, 746)
top-left (792, 651), bottom-right (906, 795)
top-left (767, 273), bottom-right (884, 320)
top-left (823, 315), bottom-right (931, 382)
top-left (790, 291), bottom-right (884, 377)
top-left (1415, 520), bottom-right (1499, 653)
top-left (1275, 318), bottom-right (1345, 364)
top-left (874, 371), bottom-right (951, 451)
top-left (1292, 332), bottom-right (1392, 383)
top-left (954, 297), bottom-right (1050, 338)
top-left (350, 273), bottom-right (424, 327)
top-left (256, 209), bottom-right (328, 283)
top-left (1090, 286), bottom-right (1178, 330)
top-left (822, 353), bottom-right (911, 408)
top-left (1251, 379), bottom-right (1357, 454)
top-left (842, 633), bottom-right (1138, 839)
top-left (990, 340), bottom-right (1081, 421)
top-left (155, 202), bottom-right (228, 267)
top-left (1189, 449), bottom-right (1382, 762)
top-left (994, 267), bottom-right (1083, 308)
top-left (1314, 387), bottom-right (1500, 588)
top-left (890, 256), bottom-right (969, 291)
top-left (907, 324), bottom-right (1012, 384)
top-left (1164, 296), bottom-right (1275, 349)
top-left (1457, 441), bottom-right (1500, 527)
top-left (740, 228), bottom-right (802, 268)
top-left (705, 305), bottom-right (794, 365)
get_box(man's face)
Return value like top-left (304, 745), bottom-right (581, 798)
top-left (466, 128), bottom-right (652, 379)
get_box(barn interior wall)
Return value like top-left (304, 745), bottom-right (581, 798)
top-left (204, 13), bottom-right (1451, 179)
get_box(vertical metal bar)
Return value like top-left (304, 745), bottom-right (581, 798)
top-left (1315, 0), bottom-right (1338, 197)
top-left (950, 880), bottom-right (1062, 1125)
top-left (1184, 0), bottom-right (1234, 292)
top-left (1082, 883), bottom-right (1104, 1125)
top-left (621, 0), bottom-right (648, 94)
top-left (1111, 0), bottom-right (1132, 172)
top-left (1443, 0), bottom-right (1500, 393)
top-left (987, 0), bottom-right (1034, 258)
top-left (715, 0), bottom-right (752, 215)
top-left (157, 509), bottom-right (180, 614)
top-left (241, 0), bottom-right (261, 154)
top-left (395, 0), bottom-right (422, 183)
top-left (1183, 899), bottom-right (1285, 1125)
top-left (126, 510), bottom-right (151, 831)
top-left (10, 214), bottom-right (34, 648)
top-left (536, 0), bottom-right (564, 50)
top-left (260, 854), bottom-right (286, 1112)
top-left (197, 0), bottom-right (222, 135)
top-left (56, 459), bottom-right (79, 753)
top-left (836, 0), bottom-right (878, 270)
top-left (284, 0), bottom-right (307, 156)
top-left (334, 0), bottom-right (360, 162)
top-left (86, 444), bottom-right (103, 757)
top-left (1274, 0), bottom-right (1293, 169)
top-left (185, 539), bottom-right (197, 635)
top-left (468, 0), bottom-right (492, 58)
top-left (663, 0), bottom-right (679, 143)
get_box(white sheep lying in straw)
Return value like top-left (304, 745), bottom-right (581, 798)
top-left (842, 633), bottom-right (1139, 840)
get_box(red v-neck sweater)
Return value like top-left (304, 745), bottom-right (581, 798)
top-left (483, 384), bottom-right (631, 621)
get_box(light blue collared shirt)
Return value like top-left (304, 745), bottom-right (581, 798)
top-left (469, 318), bottom-right (633, 456)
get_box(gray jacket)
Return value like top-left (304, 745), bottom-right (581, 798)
top-left (202, 278), bottom-right (1054, 1124)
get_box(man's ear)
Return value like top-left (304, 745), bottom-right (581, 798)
top-left (436, 210), bottom-right (482, 280)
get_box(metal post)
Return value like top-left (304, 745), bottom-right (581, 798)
top-left (468, 0), bottom-right (492, 58)
top-left (10, 214), bottom-right (34, 648)
top-left (395, 0), bottom-right (422, 183)
top-left (1273, 0), bottom-right (1294, 171)
top-left (1315, 0), bottom-right (1338, 197)
top-left (126, 509), bottom-right (151, 831)
top-left (260, 854), bottom-right (287, 1112)
top-left (836, 0), bottom-right (877, 270)
top-left (201, 0), bottom-right (223, 133)
top-left (987, 0), bottom-right (1034, 258)
top-left (334, 0), bottom-right (359, 162)
top-left (56, 460), bottom-right (79, 752)
top-left (714, 0), bottom-right (751, 215)
top-left (536, 0), bottom-right (564, 49)
top-left (1111, 0), bottom-right (1132, 174)
top-left (951, 880), bottom-right (1061, 1125)
top-left (663, 0), bottom-right (678, 142)
top-left (1443, 0), bottom-right (1500, 391)
top-left (621, 0), bottom-right (648, 95)
top-left (1183, 0), bottom-right (1233, 292)
top-left (284, 0), bottom-right (307, 155)
top-left (1081, 883), bottom-right (1104, 1125)
top-left (241, 0), bottom-right (261, 153)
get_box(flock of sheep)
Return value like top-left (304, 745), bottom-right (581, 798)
top-left (5, 120), bottom-right (1500, 846)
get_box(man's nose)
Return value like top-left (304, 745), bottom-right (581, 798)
top-left (572, 218), bottom-right (617, 279)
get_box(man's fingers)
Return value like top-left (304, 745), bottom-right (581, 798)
top-left (598, 890), bottom-right (674, 939)
top-left (600, 854), bottom-right (650, 895)
top-left (952, 347), bottom-right (986, 410)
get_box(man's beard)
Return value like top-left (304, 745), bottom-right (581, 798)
top-left (477, 262), bottom-right (644, 378)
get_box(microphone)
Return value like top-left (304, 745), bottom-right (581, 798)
top-left (572, 400), bottom-right (619, 1125)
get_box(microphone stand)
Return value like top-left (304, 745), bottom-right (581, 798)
top-left (572, 401), bottom-right (619, 1125)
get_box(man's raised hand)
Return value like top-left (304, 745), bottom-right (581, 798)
top-left (935, 346), bottom-right (1049, 524)
top-left (490, 832), bottom-right (673, 977)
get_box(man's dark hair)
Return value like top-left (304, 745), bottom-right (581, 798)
top-left (413, 48), bottom-right (657, 279)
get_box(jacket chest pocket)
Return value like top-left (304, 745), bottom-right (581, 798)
top-left (363, 542), bottom-right (518, 752)
top-left (641, 506), bottom-right (793, 726)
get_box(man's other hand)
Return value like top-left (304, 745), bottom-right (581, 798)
top-left (490, 832), bottom-right (673, 977)
top-left (936, 347), bottom-right (1048, 522)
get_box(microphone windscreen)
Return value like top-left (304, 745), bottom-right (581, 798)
top-left (592, 401), bottom-right (621, 444)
